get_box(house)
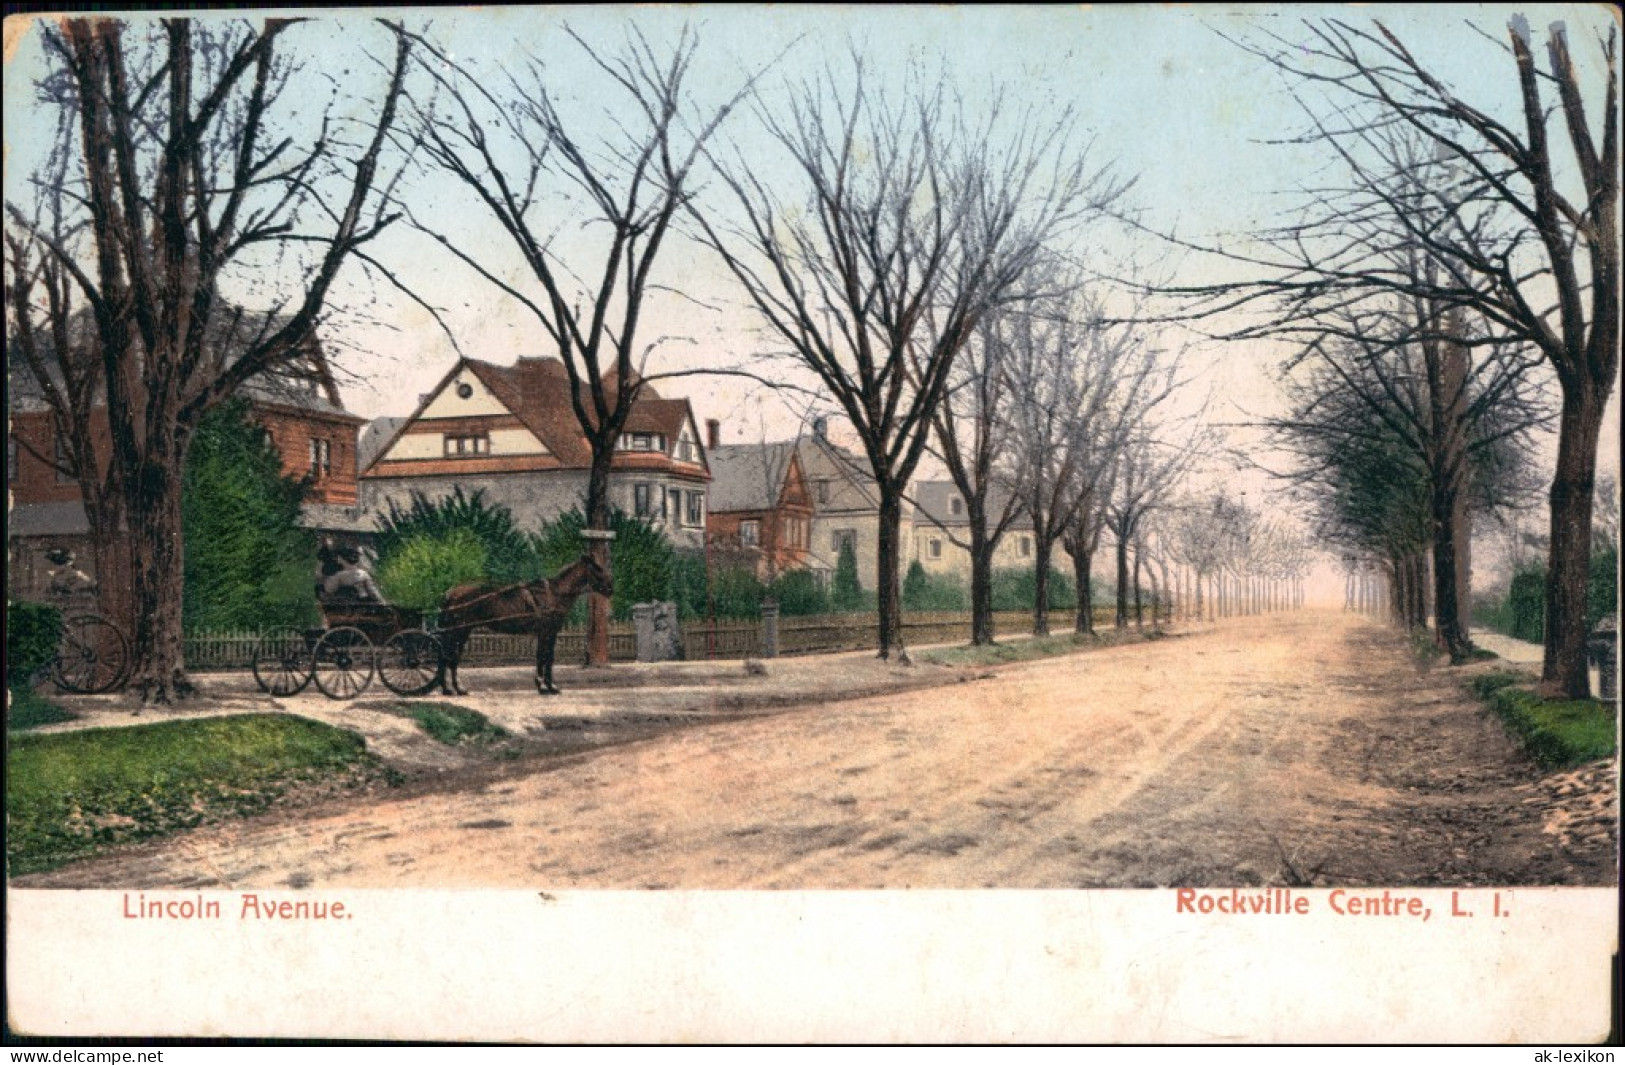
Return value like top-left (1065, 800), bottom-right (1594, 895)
top-left (358, 356), bottom-right (711, 549)
top-left (908, 480), bottom-right (1035, 584)
top-left (704, 427), bottom-right (814, 580)
top-left (794, 418), bottom-right (913, 591)
top-left (6, 327), bottom-right (368, 603)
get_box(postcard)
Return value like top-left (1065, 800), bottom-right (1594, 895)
top-left (5, 4), bottom-right (1618, 1044)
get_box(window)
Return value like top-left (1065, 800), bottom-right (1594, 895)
top-left (949, 495), bottom-right (964, 517)
top-left (816, 480), bottom-right (831, 505)
top-left (929, 538), bottom-right (942, 560)
top-left (634, 483), bottom-right (655, 518)
top-left (740, 520), bottom-right (760, 548)
top-left (7, 435), bottom-right (16, 484)
top-left (443, 433), bottom-right (489, 457)
top-left (686, 491), bottom-right (704, 527)
top-left (309, 437), bottom-right (332, 477)
top-left (620, 432), bottom-right (665, 452)
top-left (833, 529), bottom-right (856, 553)
top-left (676, 436), bottom-right (694, 462)
top-left (1018, 535), bottom-right (1032, 558)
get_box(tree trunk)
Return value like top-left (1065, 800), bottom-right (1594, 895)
top-left (1132, 549), bottom-right (1144, 628)
top-left (1070, 541), bottom-right (1095, 635)
top-left (1032, 533), bottom-right (1053, 637)
top-left (876, 488), bottom-right (907, 662)
top-left (125, 451), bottom-right (194, 703)
top-left (1114, 532), bottom-right (1131, 629)
top-left (969, 521), bottom-right (996, 646)
top-left (1430, 479), bottom-right (1473, 660)
top-left (1542, 387), bottom-right (1604, 697)
top-left (584, 451), bottom-right (614, 668)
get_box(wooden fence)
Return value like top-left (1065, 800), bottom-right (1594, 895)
top-left (184, 606), bottom-right (1121, 671)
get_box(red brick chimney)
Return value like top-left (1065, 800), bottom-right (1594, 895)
top-left (706, 418), bottom-right (721, 450)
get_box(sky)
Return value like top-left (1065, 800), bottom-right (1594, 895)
top-left (4, 4), bottom-right (1619, 586)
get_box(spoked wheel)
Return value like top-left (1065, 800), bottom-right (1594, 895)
top-left (53, 614), bottom-right (131, 694)
top-left (312, 626), bottom-right (375, 700)
top-left (379, 629), bottom-right (443, 696)
top-left (252, 629), bottom-right (315, 697)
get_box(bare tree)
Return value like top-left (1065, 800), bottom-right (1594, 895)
top-left (694, 58), bottom-right (1126, 660)
top-left (917, 314), bottom-right (1026, 645)
top-left (1104, 429), bottom-right (1199, 629)
top-left (401, 24), bottom-right (757, 666)
top-left (7, 16), bottom-right (411, 703)
top-left (1180, 15), bottom-right (1618, 695)
top-left (1004, 284), bottom-right (1170, 636)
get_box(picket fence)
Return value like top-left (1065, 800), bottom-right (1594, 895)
top-left (182, 605), bottom-right (1121, 671)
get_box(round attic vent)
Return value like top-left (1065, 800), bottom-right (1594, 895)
top-left (456, 382), bottom-right (473, 399)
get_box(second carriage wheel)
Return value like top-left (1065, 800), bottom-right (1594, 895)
top-left (311, 626), bottom-right (375, 700)
top-left (379, 629), bottom-right (443, 696)
top-left (53, 614), bottom-right (131, 694)
top-left (251, 630), bottom-right (314, 697)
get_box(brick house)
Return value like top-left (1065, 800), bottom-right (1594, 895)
top-left (358, 356), bottom-right (711, 549)
top-left (704, 429), bottom-right (814, 580)
top-left (6, 331), bottom-right (367, 604)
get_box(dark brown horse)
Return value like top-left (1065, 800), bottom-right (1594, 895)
top-left (436, 554), bottom-right (613, 696)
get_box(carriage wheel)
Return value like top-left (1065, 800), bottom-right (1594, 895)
top-left (52, 614), bottom-right (131, 694)
top-left (380, 630), bottom-right (443, 696)
top-left (312, 626), bottom-right (375, 700)
top-left (252, 630), bottom-right (314, 697)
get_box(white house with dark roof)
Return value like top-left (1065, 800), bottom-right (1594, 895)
top-left (358, 356), bottom-right (711, 549)
top-left (908, 480), bottom-right (1035, 584)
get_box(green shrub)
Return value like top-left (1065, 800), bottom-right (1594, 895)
top-left (7, 601), bottom-right (62, 686)
top-left (708, 563), bottom-right (767, 619)
top-left (183, 398), bottom-right (318, 632)
top-left (1506, 566), bottom-right (1546, 643)
top-left (769, 568), bottom-right (830, 616)
top-left (377, 529), bottom-right (488, 610)
top-left (831, 539), bottom-right (864, 612)
top-left (376, 487), bottom-right (542, 586)
top-left (1587, 544), bottom-right (1617, 631)
top-left (903, 561), bottom-right (968, 612)
top-left (991, 567), bottom-right (1076, 611)
top-left (1482, 685), bottom-right (1615, 768)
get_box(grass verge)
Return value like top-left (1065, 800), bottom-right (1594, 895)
top-left (918, 627), bottom-right (1155, 668)
top-left (385, 701), bottom-right (509, 746)
top-left (6, 714), bottom-right (387, 875)
top-left (1467, 671), bottom-right (1616, 769)
top-left (6, 687), bottom-right (78, 731)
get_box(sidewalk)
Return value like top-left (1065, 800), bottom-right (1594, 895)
top-left (17, 643), bottom-right (1001, 770)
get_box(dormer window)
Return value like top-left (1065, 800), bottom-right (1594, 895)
top-left (949, 495), bottom-right (964, 516)
top-left (620, 432), bottom-right (665, 452)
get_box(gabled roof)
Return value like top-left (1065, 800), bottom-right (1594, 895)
top-left (707, 441), bottom-right (802, 513)
top-left (797, 434), bottom-right (883, 514)
top-left (912, 479), bottom-right (1031, 531)
top-left (364, 355), bottom-right (707, 475)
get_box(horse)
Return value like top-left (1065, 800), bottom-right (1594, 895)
top-left (435, 554), bottom-right (613, 696)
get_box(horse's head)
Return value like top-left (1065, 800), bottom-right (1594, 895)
top-left (583, 553), bottom-right (614, 598)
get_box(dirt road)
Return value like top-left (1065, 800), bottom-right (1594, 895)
top-left (17, 611), bottom-right (1617, 889)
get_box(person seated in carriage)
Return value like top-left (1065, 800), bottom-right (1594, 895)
top-left (315, 538), bottom-right (385, 603)
top-left (43, 547), bottom-right (97, 601)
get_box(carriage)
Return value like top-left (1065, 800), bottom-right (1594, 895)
top-left (250, 552), bottom-right (612, 700)
top-left (251, 602), bottom-right (445, 700)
